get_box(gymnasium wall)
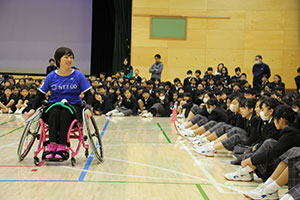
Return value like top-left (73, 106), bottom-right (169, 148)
top-left (131, 0), bottom-right (300, 89)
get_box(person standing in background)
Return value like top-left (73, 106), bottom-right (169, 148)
top-left (294, 67), bottom-right (300, 92)
top-left (46, 58), bottom-right (57, 75)
top-left (149, 54), bottom-right (163, 81)
top-left (122, 58), bottom-right (133, 78)
top-left (252, 55), bottom-right (271, 91)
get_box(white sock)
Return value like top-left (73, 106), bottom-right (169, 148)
top-left (240, 166), bottom-right (254, 174)
top-left (264, 177), bottom-right (274, 186)
top-left (280, 194), bottom-right (294, 200)
top-left (265, 181), bottom-right (281, 193)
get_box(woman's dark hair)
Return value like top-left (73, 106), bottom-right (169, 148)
top-left (241, 98), bottom-right (257, 110)
top-left (274, 74), bottom-right (282, 82)
top-left (221, 66), bottom-right (228, 75)
top-left (273, 105), bottom-right (295, 124)
top-left (260, 97), bottom-right (282, 109)
top-left (54, 47), bottom-right (74, 67)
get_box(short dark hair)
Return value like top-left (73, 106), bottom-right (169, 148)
top-left (195, 70), bottom-right (201, 74)
top-left (260, 97), bottom-right (282, 110)
top-left (54, 47), bottom-right (74, 68)
top-left (256, 55), bottom-right (262, 59)
top-left (241, 73), bottom-right (247, 77)
top-left (154, 54), bottom-right (161, 59)
top-left (241, 98), bottom-right (257, 110)
top-left (235, 67), bottom-right (241, 72)
top-left (187, 70), bottom-right (192, 74)
top-left (273, 105), bottom-right (295, 124)
top-left (142, 88), bottom-right (150, 94)
top-left (297, 67), bottom-right (300, 73)
top-left (183, 92), bottom-right (191, 98)
top-left (49, 58), bottom-right (55, 63)
top-left (207, 67), bottom-right (213, 71)
top-left (207, 98), bottom-right (218, 106)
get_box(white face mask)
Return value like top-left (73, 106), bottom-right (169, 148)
top-left (230, 104), bottom-right (235, 112)
top-left (187, 74), bottom-right (192, 78)
top-left (293, 108), bottom-right (298, 113)
top-left (159, 96), bottom-right (165, 101)
top-left (260, 111), bottom-right (269, 121)
top-left (207, 108), bottom-right (213, 114)
top-left (203, 97), bottom-right (209, 103)
top-left (255, 60), bottom-right (260, 64)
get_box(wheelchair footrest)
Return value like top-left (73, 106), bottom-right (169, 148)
top-left (42, 151), bottom-right (70, 161)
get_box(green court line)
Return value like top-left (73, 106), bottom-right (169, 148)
top-left (195, 184), bottom-right (210, 200)
top-left (0, 125), bottom-right (24, 138)
top-left (0, 119), bottom-right (15, 125)
top-left (157, 123), bottom-right (172, 143)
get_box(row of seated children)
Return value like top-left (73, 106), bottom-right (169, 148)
top-left (175, 89), bottom-right (300, 200)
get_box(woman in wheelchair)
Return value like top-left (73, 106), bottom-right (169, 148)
top-left (27, 47), bottom-right (93, 160)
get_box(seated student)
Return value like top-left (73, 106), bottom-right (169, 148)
top-left (99, 72), bottom-right (106, 82)
top-left (185, 78), bottom-right (198, 97)
top-left (15, 86), bottom-right (31, 114)
top-left (231, 98), bottom-right (281, 165)
top-left (177, 98), bottom-right (228, 137)
top-left (193, 90), bottom-right (205, 106)
top-left (148, 89), bottom-right (171, 117)
top-left (182, 92), bottom-right (215, 124)
top-left (190, 95), bottom-right (246, 145)
top-left (92, 92), bottom-right (112, 116)
top-left (231, 67), bottom-right (242, 82)
top-left (108, 87), bottom-right (118, 106)
top-left (195, 98), bottom-right (260, 157)
top-left (219, 66), bottom-right (231, 86)
top-left (153, 79), bottom-right (160, 89)
top-left (203, 67), bottom-right (214, 84)
top-left (12, 86), bottom-right (20, 99)
top-left (224, 105), bottom-right (300, 186)
top-left (0, 86), bottom-right (16, 113)
top-left (146, 80), bottom-right (156, 99)
top-left (194, 70), bottom-right (202, 85)
top-left (177, 93), bottom-right (193, 118)
top-left (106, 89), bottom-right (137, 116)
top-left (170, 91), bottom-right (179, 109)
top-left (272, 74), bottom-right (285, 95)
top-left (138, 89), bottom-right (156, 117)
top-left (206, 78), bottom-right (216, 92)
top-left (183, 70), bottom-right (193, 88)
top-left (133, 69), bottom-right (142, 84)
top-left (294, 67), bottom-right (300, 92)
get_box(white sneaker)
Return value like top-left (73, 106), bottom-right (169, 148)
top-left (14, 109), bottom-right (21, 114)
top-left (113, 112), bottom-right (125, 116)
top-left (188, 134), bottom-right (205, 142)
top-left (175, 121), bottom-right (182, 131)
top-left (178, 128), bottom-right (194, 137)
top-left (244, 185), bottom-right (279, 200)
top-left (243, 183), bottom-right (265, 199)
top-left (224, 167), bottom-right (254, 182)
top-left (193, 144), bottom-right (215, 157)
top-left (177, 113), bottom-right (185, 118)
top-left (192, 137), bottom-right (208, 145)
top-left (142, 112), bottom-right (153, 118)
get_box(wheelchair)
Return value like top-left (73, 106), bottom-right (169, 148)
top-left (17, 102), bottom-right (104, 166)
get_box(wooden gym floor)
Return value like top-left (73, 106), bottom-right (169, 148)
top-left (0, 114), bottom-right (287, 200)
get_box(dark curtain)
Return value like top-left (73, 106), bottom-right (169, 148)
top-left (91, 0), bottom-right (132, 77)
top-left (112, 0), bottom-right (132, 74)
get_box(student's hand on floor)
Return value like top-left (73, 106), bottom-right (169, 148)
top-left (85, 109), bottom-right (92, 119)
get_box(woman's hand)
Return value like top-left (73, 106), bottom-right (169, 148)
top-left (85, 109), bottom-right (92, 119)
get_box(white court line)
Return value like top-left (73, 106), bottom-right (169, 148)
top-left (104, 157), bottom-right (209, 182)
top-left (0, 142), bottom-right (19, 149)
top-left (62, 166), bottom-right (204, 183)
top-left (181, 142), bottom-right (244, 194)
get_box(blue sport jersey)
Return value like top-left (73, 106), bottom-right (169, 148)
top-left (39, 69), bottom-right (91, 104)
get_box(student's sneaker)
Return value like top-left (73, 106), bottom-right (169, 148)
top-left (243, 183), bottom-right (265, 199)
top-left (244, 186), bottom-right (279, 200)
top-left (224, 167), bottom-right (254, 182)
top-left (113, 112), bottom-right (125, 116)
top-left (188, 134), bottom-right (205, 142)
top-left (142, 112), bottom-right (153, 118)
top-left (175, 121), bottom-right (182, 131)
top-left (106, 109), bottom-right (119, 116)
top-left (177, 113), bottom-right (185, 118)
top-left (192, 136), bottom-right (209, 145)
top-left (178, 128), bottom-right (194, 137)
top-left (14, 109), bottom-right (21, 114)
top-left (8, 109), bottom-right (13, 114)
top-left (193, 143), bottom-right (215, 157)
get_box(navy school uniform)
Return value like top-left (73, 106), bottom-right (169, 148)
top-left (119, 96), bottom-right (138, 115)
top-left (93, 95), bottom-right (112, 115)
top-left (182, 98), bottom-right (194, 118)
top-left (0, 94), bottom-right (17, 112)
top-left (141, 96), bottom-right (156, 111)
